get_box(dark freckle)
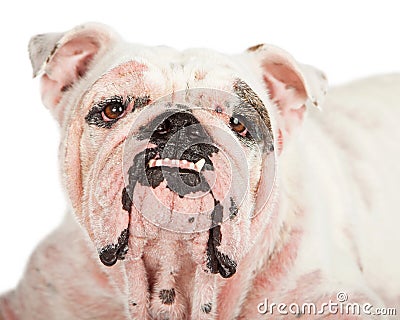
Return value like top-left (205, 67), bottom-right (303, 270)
top-left (60, 84), bottom-right (72, 92)
top-left (215, 106), bottom-right (222, 113)
top-left (159, 288), bottom-right (176, 305)
top-left (194, 70), bottom-right (207, 80)
top-left (188, 217), bottom-right (195, 223)
top-left (201, 302), bottom-right (212, 313)
top-left (269, 144), bottom-right (275, 152)
top-left (229, 197), bottom-right (238, 220)
top-left (132, 302), bottom-right (137, 306)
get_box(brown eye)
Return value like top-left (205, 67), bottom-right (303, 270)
top-left (230, 117), bottom-right (247, 134)
top-left (103, 102), bottom-right (126, 120)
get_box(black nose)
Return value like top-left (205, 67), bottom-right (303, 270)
top-left (152, 111), bottom-right (200, 137)
top-left (150, 112), bottom-right (211, 152)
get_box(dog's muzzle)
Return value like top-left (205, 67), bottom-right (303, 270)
top-left (99, 87), bottom-right (276, 274)
top-left (121, 93), bottom-right (253, 234)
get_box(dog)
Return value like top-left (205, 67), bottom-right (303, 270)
top-left (0, 22), bottom-right (399, 320)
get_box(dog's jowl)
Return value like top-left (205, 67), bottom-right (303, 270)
top-left (0, 23), bottom-right (399, 320)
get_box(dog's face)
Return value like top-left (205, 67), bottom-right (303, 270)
top-left (29, 23), bottom-right (327, 275)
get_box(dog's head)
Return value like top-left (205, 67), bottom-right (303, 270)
top-left (29, 23), bottom-right (327, 276)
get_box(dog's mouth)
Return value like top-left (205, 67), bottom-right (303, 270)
top-left (142, 140), bottom-right (218, 197)
top-left (120, 110), bottom-right (240, 235)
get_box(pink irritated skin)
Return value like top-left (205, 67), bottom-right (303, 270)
top-left (66, 60), bottom-right (149, 246)
top-left (2, 24), bottom-right (398, 320)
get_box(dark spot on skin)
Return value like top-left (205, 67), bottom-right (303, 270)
top-left (194, 70), bottom-right (207, 81)
top-left (188, 217), bottom-right (195, 223)
top-left (132, 95), bottom-right (151, 111)
top-left (247, 43), bottom-right (264, 52)
top-left (60, 84), bottom-right (72, 92)
top-left (132, 302), bottom-right (137, 306)
top-left (229, 197), bottom-right (238, 220)
top-left (214, 251), bottom-right (237, 278)
top-left (269, 144), bottom-right (274, 152)
top-left (201, 302), bottom-right (212, 313)
top-left (122, 187), bottom-right (133, 213)
top-left (206, 196), bottom-right (237, 278)
top-left (99, 228), bottom-right (130, 267)
top-left (215, 106), bottom-right (222, 113)
top-left (159, 288), bottom-right (176, 305)
top-left (99, 244), bottom-right (118, 267)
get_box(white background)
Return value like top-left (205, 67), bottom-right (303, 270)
top-left (0, 0), bottom-right (399, 292)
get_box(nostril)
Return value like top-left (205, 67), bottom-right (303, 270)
top-left (155, 118), bottom-right (172, 135)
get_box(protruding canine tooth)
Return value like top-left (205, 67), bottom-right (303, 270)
top-left (148, 159), bottom-right (156, 167)
top-left (195, 158), bottom-right (206, 172)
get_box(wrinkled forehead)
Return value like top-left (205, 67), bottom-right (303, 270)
top-left (83, 47), bottom-right (246, 106)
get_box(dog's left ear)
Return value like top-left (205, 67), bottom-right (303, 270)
top-left (246, 44), bottom-right (328, 135)
top-left (29, 23), bottom-right (119, 122)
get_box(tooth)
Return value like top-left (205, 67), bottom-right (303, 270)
top-left (155, 159), bottom-right (163, 167)
top-left (195, 159), bottom-right (206, 172)
top-left (188, 162), bottom-right (195, 170)
top-left (148, 159), bottom-right (156, 167)
top-left (182, 160), bottom-right (188, 164)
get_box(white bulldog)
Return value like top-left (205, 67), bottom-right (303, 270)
top-left (0, 23), bottom-right (399, 320)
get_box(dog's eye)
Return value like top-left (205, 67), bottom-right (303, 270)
top-left (103, 101), bottom-right (126, 121)
top-left (230, 117), bottom-right (248, 136)
top-left (85, 96), bottom-right (129, 129)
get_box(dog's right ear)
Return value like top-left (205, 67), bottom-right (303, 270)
top-left (29, 23), bottom-right (119, 121)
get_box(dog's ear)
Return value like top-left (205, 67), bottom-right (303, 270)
top-left (29, 23), bottom-right (119, 121)
top-left (246, 44), bottom-right (328, 136)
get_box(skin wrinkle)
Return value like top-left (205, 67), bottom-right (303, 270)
top-left (86, 139), bottom-right (128, 248)
top-left (6, 23), bottom-right (397, 320)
